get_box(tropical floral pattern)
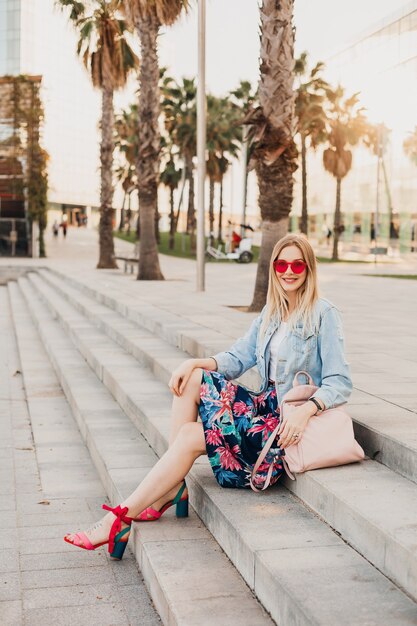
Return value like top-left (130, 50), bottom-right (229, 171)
top-left (198, 370), bottom-right (284, 489)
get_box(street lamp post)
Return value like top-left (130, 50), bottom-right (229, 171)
top-left (374, 123), bottom-right (382, 265)
top-left (240, 125), bottom-right (249, 237)
top-left (196, 0), bottom-right (206, 292)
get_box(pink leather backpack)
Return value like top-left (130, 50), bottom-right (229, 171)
top-left (250, 371), bottom-right (365, 492)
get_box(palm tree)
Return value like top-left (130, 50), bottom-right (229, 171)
top-left (404, 126), bottom-right (417, 165)
top-left (59, 0), bottom-right (138, 269)
top-left (295, 52), bottom-right (328, 235)
top-left (246, 0), bottom-right (298, 311)
top-left (161, 76), bottom-right (197, 240)
top-left (120, 1), bottom-right (188, 280)
top-left (160, 155), bottom-right (182, 250)
top-left (323, 86), bottom-right (368, 260)
top-left (216, 154), bottom-right (229, 245)
top-left (365, 123), bottom-right (394, 231)
top-left (229, 80), bottom-right (258, 229)
top-left (114, 104), bottom-right (138, 231)
top-left (206, 95), bottom-right (241, 245)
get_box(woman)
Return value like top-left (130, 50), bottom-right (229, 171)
top-left (64, 234), bottom-right (352, 558)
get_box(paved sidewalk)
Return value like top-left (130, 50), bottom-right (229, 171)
top-left (0, 286), bottom-right (161, 626)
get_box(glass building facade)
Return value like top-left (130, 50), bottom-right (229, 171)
top-left (0, 0), bottom-right (104, 217)
top-left (293, 2), bottom-right (417, 253)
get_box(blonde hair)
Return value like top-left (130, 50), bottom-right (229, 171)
top-left (259, 233), bottom-right (319, 337)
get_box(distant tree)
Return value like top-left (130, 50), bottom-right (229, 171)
top-left (295, 52), bottom-right (328, 235)
top-left (206, 95), bottom-right (241, 246)
top-left (323, 86), bottom-right (368, 260)
top-left (161, 76), bottom-right (197, 242)
top-left (365, 122), bottom-right (393, 229)
top-left (114, 103), bottom-right (138, 232)
top-left (160, 155), bottom-right (182, 250)
top-left (229, 80), bottom-right (258, 230)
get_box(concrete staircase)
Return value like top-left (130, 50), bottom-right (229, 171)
top-left (7, 267), bottom-right (417, 625)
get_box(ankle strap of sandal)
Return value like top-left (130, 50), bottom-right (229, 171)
top-left (102, 504), bottom-right (134, 554)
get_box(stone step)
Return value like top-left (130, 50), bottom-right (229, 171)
top-left (10, 279), bottom-right (273, 626)
top-left (43, 267), bottom-right (417, 486)
top-left (32, 268), bottom-right (417, 600)
top-left (20, 271), bottom-right (417, 622)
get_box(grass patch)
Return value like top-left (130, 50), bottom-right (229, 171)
top-left (114, 231), bottom-right (137, 244)
top-left (316, 256), bottom-right (371, 264)
top-left (363, 274), bottom-right (417, 280)
top-left (114, 230), bottom-right (260, 262)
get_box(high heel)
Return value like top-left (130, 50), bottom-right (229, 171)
top-left (175, 496), bottom-right (189, 518)
top-left (64, 504), bottom-right (134, 560)
top-left (136, 482), bottom-right (189, 522)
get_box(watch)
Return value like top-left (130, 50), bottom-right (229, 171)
top-left (308, 397), bottom-right (322, 415)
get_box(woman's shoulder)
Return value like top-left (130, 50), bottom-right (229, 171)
top-left (312, 298), bottom-right (342, 328)
top-left (314, 297), bottom-right (338, 315)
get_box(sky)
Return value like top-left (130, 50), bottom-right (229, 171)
top-left (156, 0), bottom-right (413, 96)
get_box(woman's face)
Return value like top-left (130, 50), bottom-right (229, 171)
top-left (274, 245), bottom-right (307, 294)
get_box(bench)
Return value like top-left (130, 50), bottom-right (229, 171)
top-left (115, 242), bottom-right (139, 274)
top-left (115, 256), bottom-right (139, 274)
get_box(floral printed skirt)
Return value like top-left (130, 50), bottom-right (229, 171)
top-left (198, 369), bottom-right (284, 489)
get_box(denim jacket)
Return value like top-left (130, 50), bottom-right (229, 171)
top-left (212, 298), bottom-right (352, 410)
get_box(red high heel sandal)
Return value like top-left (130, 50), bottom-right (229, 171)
top-left (64, 504), bottom-right (134, 560)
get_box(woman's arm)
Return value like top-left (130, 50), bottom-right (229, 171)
top-left (310, 306), bottom-right (353, 410)
top-left (211, 311), bottom-right (264, 381)
top-left (169, 357), bottom-right (217, 396)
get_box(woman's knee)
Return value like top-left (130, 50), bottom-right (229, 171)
top-left (186, 367), bottom-right (203, 401)
top-left (176, 422), bottom-right (206, 454)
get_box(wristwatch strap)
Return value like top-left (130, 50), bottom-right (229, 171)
top-left (308, 397), bottom-right (322, 415)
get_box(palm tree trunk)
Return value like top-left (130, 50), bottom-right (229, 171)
top-left (209, 178), bottom-right (215, 246)
top-left (332, 177), bottom-right (342, 261)
top-left (174, 167), bottom-right (186, 232)
top-left (155, 209), bottom-right (160, 244)
top-left (127, 192), bottom-right (132, 235)
top-left (217, 178), bottom-right (224, 244)
top-left (169, 187), bottom-right (175, 250)
top-left (135, 15), bottom-right (164, 280)
top-left (250, 155), bottom-right (297, 312)
top-left (97, 86), bottom-right (118, 269)
top-left (118, 190), bottom-right (127, 231)
top-left (186, 153), bottom-right (196, 250)
top-left (252, 218), bottom-right (289, 311)
top-left (249, 0), bottom-right (297, 311)
top-left (381, 157), bottom-right (393, 227)
top-left (300, 134), bottom-right (308, 235)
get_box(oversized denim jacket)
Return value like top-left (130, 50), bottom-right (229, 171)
top-left (212, 298), bottom-right (352, 410)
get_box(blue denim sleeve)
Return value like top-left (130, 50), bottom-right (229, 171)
top-left (211, 312), bottom-right (263, 381)
top-left (311, 306), bottom-right (353, 409)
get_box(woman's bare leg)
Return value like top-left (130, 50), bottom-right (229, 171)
top-left (66, 422), bottom-right (207, 546)
top-left (122, 421), bottom-right (205, 515)
top-left (168, 367), bottom-right (203, 445)
top-left (148, 367), bottom-right (203, 511)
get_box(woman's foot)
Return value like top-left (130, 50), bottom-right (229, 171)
top-left (136, 482), bottom-right (188, 522)
top-left (65, 512), bottom-right (117, 548)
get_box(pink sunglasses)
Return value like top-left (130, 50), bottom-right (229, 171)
top-left (273, 259), bottom-right (307, 274)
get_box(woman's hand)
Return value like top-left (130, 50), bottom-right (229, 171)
top-left (169, 360), bottom-right (197, 397)
top-left (277, 404), bottom-right (315, 449)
